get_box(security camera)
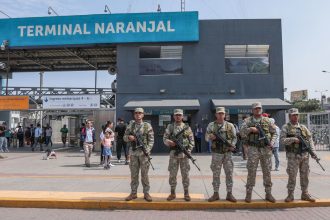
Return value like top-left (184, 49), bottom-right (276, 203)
top-left (0, 62), bottom-right (6, 69)
top-left (1, 40), bottom-right (9, 51)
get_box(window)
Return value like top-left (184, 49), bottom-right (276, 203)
top-left (139, 46), bottom-right (183, 75)
top-left (225, 45), bottom-right (270, 74)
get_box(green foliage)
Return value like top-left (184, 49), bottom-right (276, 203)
top-left (291, 99), bottom-right (321, 113)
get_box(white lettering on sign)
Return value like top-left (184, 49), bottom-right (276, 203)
top-left (17, 20), bottom-right (176, 37)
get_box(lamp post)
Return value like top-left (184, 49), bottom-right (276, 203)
top-left (315, 90), bottom-right (328, 110)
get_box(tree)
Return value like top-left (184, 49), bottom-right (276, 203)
top-left (291, 99), bottom-right (321, 113)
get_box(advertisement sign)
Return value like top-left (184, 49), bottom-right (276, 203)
top-left (290, 90), bottom-right (308, 102)
top-left (43, 95), bottom-right (100, 109)
top-left (0, 12), bottom-right (199, 47)
top-left (0, 96), bottom-right (29, 110)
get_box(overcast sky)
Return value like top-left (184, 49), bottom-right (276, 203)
top-left (1, 0), bottom-right (329, 100)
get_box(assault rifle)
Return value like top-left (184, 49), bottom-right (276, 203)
top-left (171, 126), bottom-right (201, 171)
top-left (214, 126), bottom-right (236, 152)
top-left (255, 123), bottom-right (271, 147)
top-left (132, 124), bottom-right (155, 170)
top-left (296, 129), bottom-right (325, 171)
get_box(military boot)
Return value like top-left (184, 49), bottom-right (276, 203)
top-left (245, 190), bottom-right (252, 203)
top-left (144, 193), bottom-right (152, 202)
top-left (301, 192), bottom-right (315, 202)
top-left (208, 192), bottom-right (219, 202)
top-left (167, 189), bottom-right (176, 201)
top-left (284, 191), bottom-right (294, 202)
top-left (265, 193), bottom-right (276, 203)
top-left (184, 189), bottom-right (191, 202)
top-left (226, 192), bottom-right (237, 203)
top-left (125, 193), bottom-right (137, 201)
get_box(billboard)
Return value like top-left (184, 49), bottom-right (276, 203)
top-left (43, 95), bottom-right (100, 109)
top-left (0, 12), bottom-right (199, 47)
top-left (290, 90), bottom-right (308, 102)
top-left (0, 96), bottom-right (29, 110)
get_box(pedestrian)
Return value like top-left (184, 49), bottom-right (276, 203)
top-left (5, 127), bottom-right (13, 149)
top-left (280, 108), bottom-right (316, 202)
top-left (60, 124), bottom-right (69, 147)
top-left (124, 108), bottom-right (154, 202)
top-left (240, 102), bottom-right (277, 203)
top-left (45, 124), bottom-right (53, 148)
top-left (0, 124), bottom-right (9, 153)
top-left (32, 123), bottom-right (43, 151)
top-left (101, 130), bottom-right (114, 170)
top-left (205, 107), bottom-right (237, 202)
top-left (81, 120), bottom-right (96, 167)
top-left (99, 121), bottom-right (115, 166)
top-left (79, 123), bottom-right (86, 151)
top-left (115, 118), bottom-right (129, 165)
top-left (194, 124), bottom-right (203, 153)
top-left (25, 127), bottom-right (31, 146)
top-left (163, 109), bottom-right (195, 202)
top-left (30, 124), bottom-right (35, 148)
top-left (270, 118), bottom-right (280, 171)
top-left (16, 126), bottom-right (24, 148)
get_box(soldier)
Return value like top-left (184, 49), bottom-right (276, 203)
top-left (163, 109), bottom-right (195, 201)
top-left (205, 107), bottom-right (237, 202)
top-left (240, 102), bottom-right (277, 203)
top-left (124, 108), bottom-right (154, 202)
top-left (280, 108), bottom-right (316, 202)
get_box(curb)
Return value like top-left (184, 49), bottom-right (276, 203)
top-left (0, 191), bottom-right (329, 210)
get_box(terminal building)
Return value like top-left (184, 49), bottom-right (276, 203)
top-left (0, 12), bottom-right (290, 152)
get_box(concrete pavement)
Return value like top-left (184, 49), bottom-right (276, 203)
top-left (0, 147), bottom-right (330, 210)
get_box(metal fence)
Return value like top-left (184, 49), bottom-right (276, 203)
top-left (286, 112), bottom-right (330, 151)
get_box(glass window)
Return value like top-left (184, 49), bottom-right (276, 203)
top-left (139, 46), bottom-right (183, 75)
top-left (225, 45), bottom-right (270, 74)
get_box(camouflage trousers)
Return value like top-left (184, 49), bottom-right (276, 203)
top-left (168, 150), bottom-right (190, 190)
top-left (246, 146), bottom-right (273, 193)
top-left (129, 149), bottom-right (150, 194)
top-left (210, 152), bottom-right (234, 193)
top-left (286, 152), bottom-right (310, 192)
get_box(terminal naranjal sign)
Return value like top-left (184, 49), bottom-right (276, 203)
top-left (0, 12), bottom-right (199, 47)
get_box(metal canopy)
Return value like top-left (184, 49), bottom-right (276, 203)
top-left (0, 45), bottom-right (116, 72)
top-left (211, 98), bottom-right (291, 110)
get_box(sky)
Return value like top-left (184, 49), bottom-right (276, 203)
top-left (0, 0), bottom-right (329, 100)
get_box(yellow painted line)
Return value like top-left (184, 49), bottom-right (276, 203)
top-left (0, 191), bottom-right (330, 210)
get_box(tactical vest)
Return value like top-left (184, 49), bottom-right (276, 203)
top-left (211, 122), bottom-right (234, 154)
top-left (168, 123), bottom-right (190, 152)
top-left (246, 117), bottom-right (271, 147)
top-left (285, 123), bottom-right (308, 154)
top-left (131, 122), bottom-right (149, 151)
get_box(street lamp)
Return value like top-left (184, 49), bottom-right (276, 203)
top-left (315, 90), bottom-right (328, 110)
top-left (48, 6), bottom-right (59, 16)
top-left (104, 5), bottom-right (111, 14)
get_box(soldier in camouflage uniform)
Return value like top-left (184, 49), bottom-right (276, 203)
top-left (240, 102), bottom-right (277, 203)
top-left (124, 107), bottom-right (154, 202)
top-left (163, 109), bottom-right (195, 201)
top-left (280, 108), bottom-right (316, 202)
top-left (205, 107), bottom-right (237, 202)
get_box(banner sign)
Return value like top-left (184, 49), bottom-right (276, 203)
top-left (42, 95), bottom-right (100, 109)
top-left (0, 96), bottom-right (29, 110)
top-left (0, 12), bottom-right (199, 47)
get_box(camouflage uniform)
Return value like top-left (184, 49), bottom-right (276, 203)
top-left (163, 122), bottom-right (195, 192)
top-left (240, 116), bottom-right (277, 197)
top-left (124, 121), bottom-right (154, 194)
top-left (205, 121), bottom-right (237, 194)
top-left (280, 121), bottom-right (315, 201)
